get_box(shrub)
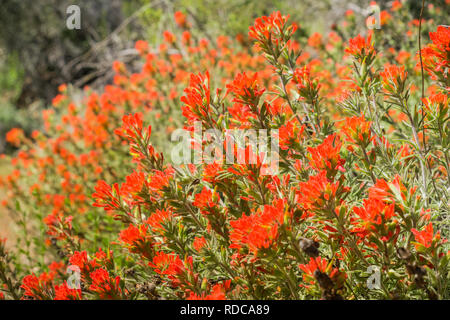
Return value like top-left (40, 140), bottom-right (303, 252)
top-left (0, 3), bottom-right (449, 300)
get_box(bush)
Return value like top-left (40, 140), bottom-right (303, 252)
top-left (0, 3), bottom-right (449, 300)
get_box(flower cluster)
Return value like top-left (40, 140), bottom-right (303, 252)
top-left (0, 5), bottom-right (449, 300)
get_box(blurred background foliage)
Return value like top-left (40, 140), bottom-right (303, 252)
top-left (0, 0), bottom-right (446, 153)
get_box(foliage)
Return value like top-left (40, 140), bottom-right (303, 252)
top-left (0, 2), bottom-right (449, 300)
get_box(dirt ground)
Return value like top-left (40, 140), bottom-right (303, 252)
top-left (0, 156), bottom-right (15, 246)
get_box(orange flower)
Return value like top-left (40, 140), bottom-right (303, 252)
top-left (193, 187), bottom-right (220, 215)
top-left (119, 223), bottom-right (153, 258)
top-left (229, 199), bottom-right (288, 254)
top-left (226, 72), bottom-right (265, 106)
top-left (187, 281), bottom-right (230, 300)
top-left (181, 72), bottom-right (211, 124)
top-left (135, 40), bottom-right (149, 55)
top-left (345, 33), bottom-right (376, 63)
top-left (307, 134), bottom-right (345, 175)
top-left (379, 63), bottom-right (408, 94)
top-left (420, 26), bottom-right (449, 82)
top-left (248, 11), bottom-right (297, 45)
top-left (308, 32), bottom-right (322, 48)
top-left (352, 198), bottom-right (397, 242)
top-left (174, 11), bottom-right (187, 28)
top-left (54, 282), bottom-right (82, 300)
top-left (296, 171), bottom-right (342, 213)
top-left (341, 114), bottom-right (372, 146)
top-left (5, 128), bottom-right (24, 147)
top-left (89, 268), bottom-right (122, 299)
top-left (193, 236), bottom-right (207, 251)
top-left (411, 223), bottom-right (440, 250)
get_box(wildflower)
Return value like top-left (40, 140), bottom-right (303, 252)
top-left (296, 171), bottom-right (342, 213)
top-left (181, 72), bottom-right (211, 124)
top-left (187, 281), bottom-right (229, 300)
top-left (174, 11), bottom-right (187, 28)
top-left (308, 32), bottom-right (322, 48)
top-left (114, 113), bottom-right (148, 142)
top-left (226, 72), bottom-right (265, 106)
top-left (89, 268), bottom-right (122, 299)
top-left (54, 282), bottom-right (82, 300)
top-left (422, 92), bottom-right (448, 113)
top-left (420, 26), bottom-right (449, 82)
top-left (20, 274), bottom-right (51, 300)
top-left (149, 252), bottom-right (194, 287)
top-left (411, 223), bottom-right (441, 250)
top-left (345, 33), bottom-right (376, 64)
top-left (193, 187), bottom-right (220, 215)
top-left (135, 40), bottom-right (149, 55)
top-left (5, 128), bottom-right (24, 147)
top-left (146, 209), bottom-right (174, 234)
top-left (278, 119), bottom-right (305, 150)
top-left (379, 63), bottom-right (408, 95)
top-left (193, 236), bottom-right (207, 251)
top-left (163, 31), bottom-right (176, 43)
top-left (119, 224), bottom-right (153, 258)
top-left (341, 114), bottom-right (373, 146)
top-left (299, 257), bottom-right (345, 288)
top-left (307, 134), bottom-right (345, 176)
top-left (293, 64), bottom-right (321, 101)
top-left (248, 11), bottom-right (292, 41)
top-left (229, 199), bottom-right (288, 254)
top-left (352, 198), bottom-right (398, 242)
top-left (92, 180), bottom-right (121, 211)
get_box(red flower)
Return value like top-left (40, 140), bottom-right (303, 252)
top-left (299, 257), bottom-right (345, 286)
top-left (341, 114), bottom-right (373, 146)
top-left (181, 72), bottom-right (211, 124)
top-left (174, 11), bottom-right (187, 28)
top-left (135, 40), bottom-right (149, 56)
top-left (114, 113), bottom-right (150, 143)
top-left (226, 72), bottom-right (265, 106)
top-left (411, 223), bottom-right (440, 250)
top-left (146, 209), bottom-right (174, 234)
top-left (248, 11), bottom-right (296, 45)
top-left (296, 171), bottom-right (342, 212)
top-left (54, 282), bottom-right (82, 300)
top-left (21, 275), bottom-right (42, 299)
top-left (229, 199), bottom-right (288, 254)
top-left (299, 256), bottom-right (329, 276)
top-left (163, 31), bottom-right (176, 43)
top-left (5, 128), bottom-right (24, 147)
top-left (89, 268), bottom-right (122, 299)
top-left (293, 64), bottom-right (321, 101)
top-left (307, 134), bottom-right (345, 175)
top-left (278, 119), bottom-right (305, 150)
top-left (92, 180), bottom-right (121, 211)
top-left (20, 273), bottom-right (52, 299)
top-left (187, 281), bottom-right (230, 300)
top-left (193, 187), bottom-right (220, 214)
top-left (422, 92), bottom-right (448, 113)
top-left (193, 236), bottom-right (207, 251)
top-left (345, 33), bottom-right (376, 63)
top-left (379, 63), bottom-right (408, 94)
top-left (420, 26), bottom-right (449, 82)
top-left (119, 223), bottom-right (153, 258)
top-left (69, 251), bottom-right (100, 276)
top-left (352, 198), bottom-right (398, 242)
top-left (308, 32), bottom-right (322, 48)
top-left (149, 252), bottom-right (193, 285)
